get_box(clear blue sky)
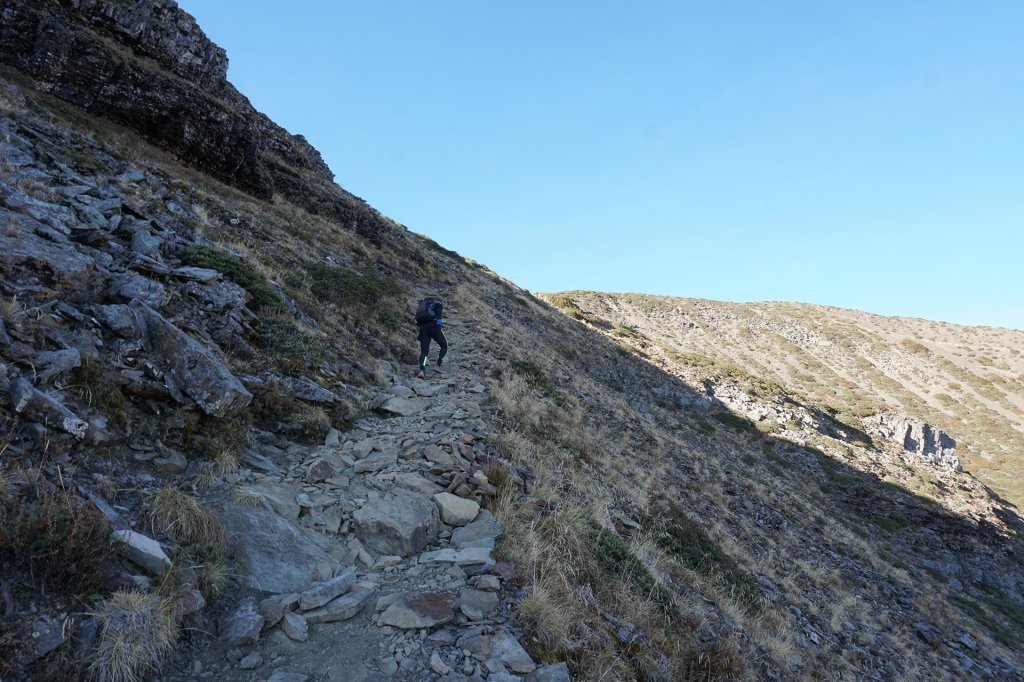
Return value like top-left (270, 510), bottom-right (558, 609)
top-left (178, 1), bottom-right (1023, 329)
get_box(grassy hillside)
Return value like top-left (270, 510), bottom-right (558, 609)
top-left (542, 291), bottom-right (1024, 509)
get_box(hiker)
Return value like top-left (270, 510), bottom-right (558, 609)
top-left (415, 295), bottom-right (448, 378)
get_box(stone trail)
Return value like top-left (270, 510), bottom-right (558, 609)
top-left (168, 320), bottom-right (567, 682)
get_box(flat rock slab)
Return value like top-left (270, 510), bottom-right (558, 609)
top-left (457, 589), bottom-right (499, 617)
top-left (112, 529), bottom-right (171, 575)
top-left (378, 592), bottom-right (455, 630)
top-left (245, 480), bottom-right (301, 519)
top-left (460, 631), bottom-right (536, 674)
top-left (353, 449), bottom-right (398, 474)
top-left (433, 492), bottom-right (480, 526)
top-left (525, 663), bottom-right (572, 681)
top-left (491, 631), bottom-right (538, 674)
top-left (304, 584), bottom-right (378, 624)
top-left (299, 569), bottom-right (356, 611)
top-left (451, 509), bottom-right (505, 549)
top-left (394, 473), bottom-right (444, 496)
top-left (377, 396), bottom-right (425, 416)
top-left (353, 489), bottom-right (439, 555)
top-left (221, 504), bottom-right (332, 593)
top-left (419, 547), bottom-right (493, 566)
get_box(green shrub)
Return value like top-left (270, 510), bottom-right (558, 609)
top-left (177, 245), bottom-right (283, 311)
top-left (592, 528), bottom-right (677, 616)
top-left (255, 316), bottom-right (327, 371)
top-left (304, 263), bottom-right (401, 315)
top-left (510, 359), bottom-right (561, 403)
top-left (647, 500), bottom-right (763, 611)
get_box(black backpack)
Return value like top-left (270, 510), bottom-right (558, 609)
top-left (415, 297), bottom-right (440, 324)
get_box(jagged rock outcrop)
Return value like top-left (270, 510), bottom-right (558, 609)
top-left (866, 413), bottom-right (961, 471)
top-left (0, 0), bottom-right (388, 238)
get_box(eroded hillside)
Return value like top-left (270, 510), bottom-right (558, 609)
top-left (1, 2), bottom-right (1023, 681)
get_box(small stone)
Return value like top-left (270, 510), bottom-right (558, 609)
top-left (353, 449), bottom-right (398, 474)
top-left (222, 597), bottom-right (264, 647)
top-left (458, 589), bottom-right (499, 617)
top-left (112, 529), bottom-right (172, 575)
top-left (282, 611), bottom-right (309, 642)
top-left (177, 590), bottom-right (207, 617)
top-left (258, 593), bottom-right (299, 629)
top-left (429, 652), bottom-right (451, 675)
top-left (30, 616), bottom-right (68, 661)
top-left (153, 449), bottom-right (188, 473)
top-left (238, 652), bottom-right (263, 670)
top-left (433, 492), bottom-right (480, 526)
top-left (490, 631), bottom-right (537, 674)
top-left (324, 428), bottom-right (341, 446)
top-left (474, 575), bottom-right (501, 592)
top-left (353, 489), bottom-right (439, 555)
top-left (451, 510), bottom-right (504, 549)
top-left (307, 459), bottom-right (336, 483)
top-left (377, 397), bottom-right (425, 416)
top-left (418, 547), bottom-right (493, 566)
top-left (378, 657), bottom-right (399, 676)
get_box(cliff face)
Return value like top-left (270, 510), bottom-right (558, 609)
top-left (0, 0), bottom-right (385, 237)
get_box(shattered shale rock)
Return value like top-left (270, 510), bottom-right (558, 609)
top-left (127, 302), bottom-right (252, 417)
top-left (298, 569), bottom-right (356, 611)
top-left (352, 489), bottom-right (439, 555)
top-left (10, 378), bottom-right (88, 439)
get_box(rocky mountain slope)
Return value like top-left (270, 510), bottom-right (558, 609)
top-left (1, 2), bottom-right (1023, 681)
top-left (541, 292), bottom-right (1024, 507)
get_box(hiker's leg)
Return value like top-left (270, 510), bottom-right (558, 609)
top-left (418, 327), bottom-right (431, 369)
top-left (432, 326), bottom-right (448, 365)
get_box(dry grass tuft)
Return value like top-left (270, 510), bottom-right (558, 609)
top-left (195, 450), bottom-right (239, 489)
top-left (230, 486), bottom-right (267, 507)
top-left (148, 487), bottom-right (225, 547)
top-left (90, 590), bottom-right (178, 682)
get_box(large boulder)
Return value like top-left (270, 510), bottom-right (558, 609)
top-left (127, 301), bottom-right (251, 417)
top-left (221, 504), bottom-right (332, 593)
top-left (352, 489), bottom-right (439, 555)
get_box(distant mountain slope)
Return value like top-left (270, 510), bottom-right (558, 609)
top-left (542, 291), bottom-right (1024, 507)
